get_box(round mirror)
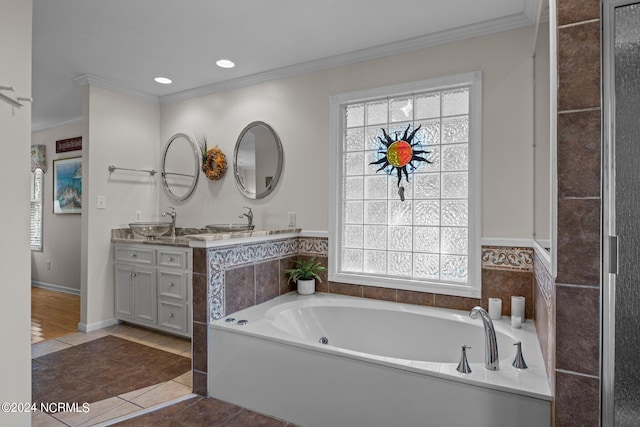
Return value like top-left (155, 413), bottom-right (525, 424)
top-left (233, 121), bottom-right (283, 199)
top-left (161, 132), bottom-right (200, 201)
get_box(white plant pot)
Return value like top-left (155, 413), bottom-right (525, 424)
top-left (296, 279), bottom-right (316, 295)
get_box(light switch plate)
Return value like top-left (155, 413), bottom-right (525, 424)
top-left (97, 195), bottom-right (106, 209)
top-left (288, 212), bottom-right (296, 227)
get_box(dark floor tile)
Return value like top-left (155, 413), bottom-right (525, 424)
top-left (33, 336), bottom-right (191, 405)
top-left (179, 397), bottom-right (243, 426)
top-left (225, 409), bottom-right (287, 427)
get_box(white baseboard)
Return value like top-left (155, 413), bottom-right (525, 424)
top-left (78, 318), bottom-right (117, 333)
top-left (31, 281), bottom-right (80, 296)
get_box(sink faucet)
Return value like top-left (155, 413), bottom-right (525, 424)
top-left (162, 206), bottom-right (177, 238)
top-left (239, 207), bottom-right (253, 227)
top-left (469, 306), bottom-right (499, 371)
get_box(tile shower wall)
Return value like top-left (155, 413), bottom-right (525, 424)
top-left (191, 237), bottom-right (538, 395)
top-left (555, 0), bottom-right (602, 425)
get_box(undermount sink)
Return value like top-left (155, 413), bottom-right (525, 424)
top-left (205, 224), bottom-right (255, 233)
top-left (129, 222), bottom-right (173, 239)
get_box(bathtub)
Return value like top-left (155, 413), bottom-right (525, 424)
top-left (209, 292), bottom-right (551, 427)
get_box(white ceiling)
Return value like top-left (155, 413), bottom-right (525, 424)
top-left (32, 0), bottom-right (539, 131)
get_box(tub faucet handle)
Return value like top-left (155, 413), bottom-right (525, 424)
top-left (456, 345), bottom-right (472, 374)
top-left (512, 341), bottom-right (528, 369)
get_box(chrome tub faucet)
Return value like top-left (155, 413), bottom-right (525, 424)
top-left (469, 306), bottom-right (499, 371)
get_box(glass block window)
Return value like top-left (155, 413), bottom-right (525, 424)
top-left (330, 73), bottom-right (481, 297)
top-left (30, 168), bottom-right (44, 251)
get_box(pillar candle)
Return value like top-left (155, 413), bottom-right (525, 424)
top-left (511, 296), bottom-right (525, 322)
top-left (488, 298), bottom-right (502, 320)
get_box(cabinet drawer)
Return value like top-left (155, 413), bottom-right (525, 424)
top-left (115, 246), bottom-right (155, 265)
top-left (158, 249), bottom-right (188, 269)
top-left (158, 300), bottom-right (189, 335)
top-left (158, 270), bottom-right (188, 301)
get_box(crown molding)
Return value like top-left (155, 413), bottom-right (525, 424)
top-left (31, 116), bottom-right (84, 133)
top-left (73, 73), bottom-right (159, 103)
top-left (160, 12), bottom-right (535, 104)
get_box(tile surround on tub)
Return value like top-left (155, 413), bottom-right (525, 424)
top-left (194, 234), bottom-right (543, 397)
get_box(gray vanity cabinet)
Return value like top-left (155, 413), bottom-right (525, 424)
top-left (114, 243), bottom-right (192, 337)
top-left (114, 263), bottom-right (156, 326)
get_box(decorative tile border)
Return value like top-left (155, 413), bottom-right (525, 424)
top-left (207, 237), bottom-right (327, 321)
top-left (481, 246), bottom-right (534, 272)
top-left (533, 251), bottom-right (554, 304)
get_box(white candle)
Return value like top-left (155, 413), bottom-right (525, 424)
top-left (511, 296), bottom-right (525, 322)
top-left (511, 316), bottom-right (522, 329)
top-left (488, 298), bottom-right (502, 320)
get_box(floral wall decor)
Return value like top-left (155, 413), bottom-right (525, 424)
top-left (199, 135), bottom-right (227, 180)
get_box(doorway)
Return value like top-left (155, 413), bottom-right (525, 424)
top-left (602, 1), bottom-right (640, 425)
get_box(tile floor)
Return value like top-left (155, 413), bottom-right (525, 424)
top-left (32, 323), bottom-right (293, 427)
top-left (110, 396), bottom-right (294, 426)
top-left (32, 323), bottom-right (194, 427)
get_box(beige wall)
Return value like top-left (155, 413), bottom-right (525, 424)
top-left (160, 25), bottom-right (536, 240)
top-left (81, 85), bottom-right (160, 329)
top-left (0, 0), bottom-right (33, 424)
top-left (31, 121), bottom-right (83, 291)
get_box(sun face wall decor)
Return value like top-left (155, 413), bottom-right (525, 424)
top-left (369, 124), bottom-right (431, 201)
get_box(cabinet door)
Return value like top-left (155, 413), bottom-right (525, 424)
top-left (114, 263), bottom-right (134, 320)
top-left (132, 265), bottom-right (157, 326)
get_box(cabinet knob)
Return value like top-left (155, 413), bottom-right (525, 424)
top-left (131, 253), bottom-right (137, 258)
top-left (169, 313), bottom-right (174, 318)
top-left (168, 257), bottom-right (174, 262)
top-left (169, 282), bottom-right (174, 287)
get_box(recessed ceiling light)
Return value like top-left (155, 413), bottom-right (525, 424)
top-left (216, 59), bottom-right (235, 69)
top-left (154, 77), bottom-right (173, 84)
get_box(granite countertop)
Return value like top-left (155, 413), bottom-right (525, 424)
top-left (111, 227), bottom-right (302, 248)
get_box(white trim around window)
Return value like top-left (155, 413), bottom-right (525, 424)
top-left (329, 72), bottom-right (482, 298)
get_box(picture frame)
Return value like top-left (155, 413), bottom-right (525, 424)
top-left (53, 157), bottom-right (82, 214)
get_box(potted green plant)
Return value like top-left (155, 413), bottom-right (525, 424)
top-left (284, 256), bottom-right (326, 295)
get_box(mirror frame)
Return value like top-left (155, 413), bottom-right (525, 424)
top-left (233, 121), bottom-right (283, 199)
top-left (161, 132), bottom-right (200, 202)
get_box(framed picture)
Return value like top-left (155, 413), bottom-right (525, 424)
top-left (53, 157), bottom-right (82, 214)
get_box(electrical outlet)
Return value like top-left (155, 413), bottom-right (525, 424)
top-left (288, 212), bottom-right (296, 227)
top-left (46, 260), bottom-right (51, 270)
top-left (134, 211), bottom-right (142, 222)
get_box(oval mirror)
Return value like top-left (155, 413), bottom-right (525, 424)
top-left (161, 132), bottom-right (200, 201)
top-left (233, 121), bottom-right (283, 199)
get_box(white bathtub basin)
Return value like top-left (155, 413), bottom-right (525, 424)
top-left (210, 292), bottom-right (551, 427)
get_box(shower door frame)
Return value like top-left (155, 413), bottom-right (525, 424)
top-left (601, 0), bottom-right (640, 424)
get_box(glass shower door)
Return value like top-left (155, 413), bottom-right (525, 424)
top-left (604, 1), bottom-right (640, 425)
